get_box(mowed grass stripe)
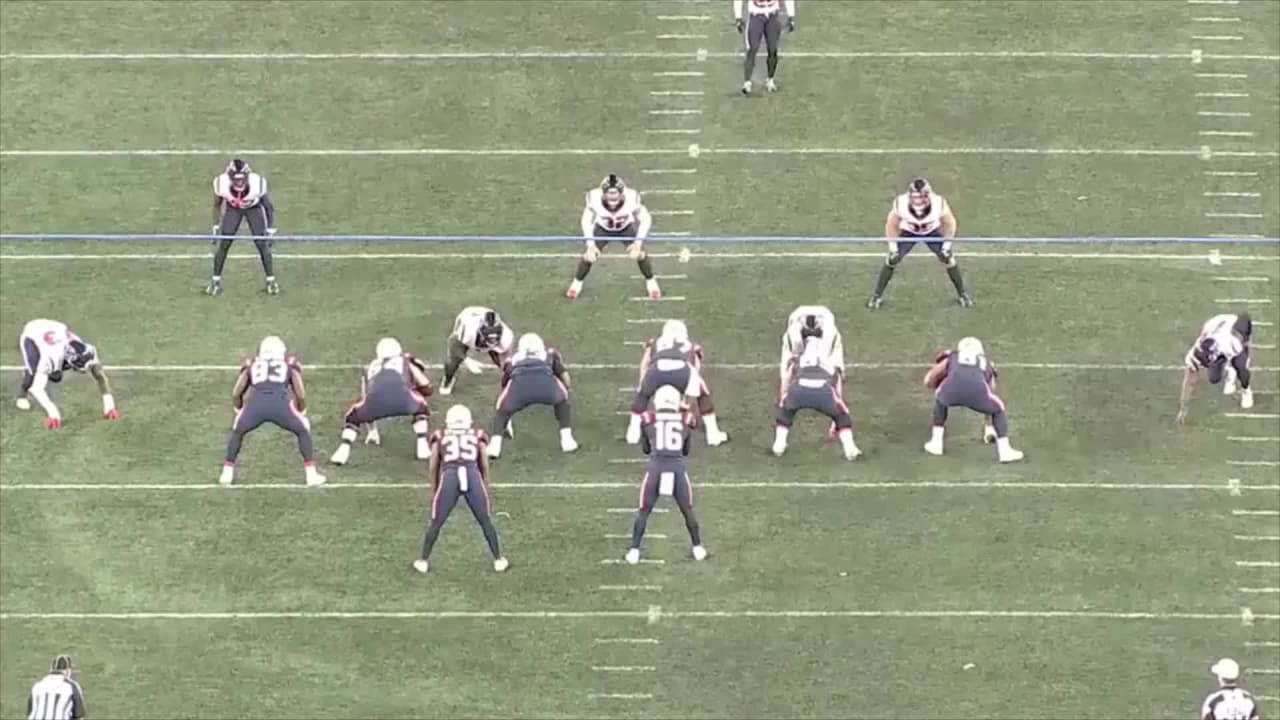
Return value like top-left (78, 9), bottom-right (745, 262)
top-left (2, 609), bottom-right (1273, 620)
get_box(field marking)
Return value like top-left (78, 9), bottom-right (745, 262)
top-left (607, 458), bottom-right (647, 464)
top-left (1235, 510), bottom-right (1280, 516)
top-left (1187, 0), bottom-right (1238, 4)
top-left (655, 34), bottom-right (708, 39)
top-left (589, 693), bottom-right (654, 700)
top-left (1228, 436), bottom-right (1280, 442)
top-left (1235, 536), bottom-right (1280, 541)
top-left (1192, 16), bottom-right (1242, 22)
top-left (1236, 561), bottom-right (1280, 568)
top-left (592, 666), bottom-right (656, 672)
top-left (1247, 641), bottom-right (1280, 647)
top-left (1197, 72), bottom-right (1249, 78)
top-left (6, 147), bottom-right (1279, 158)
top-left (1200, 131), bottom-right (1255, 137)
top-left (650, 90), bottom-right (704, 96)
top-left (1206, 213), bottom-right (1265, 218)
top-left (645, 128), bottom-right (701, 135)
top-left (1239, 588), bottom-right (1280, 594)
top-left (1205, 192), bottom-right (1262, 197)
top-left (1199, 111), bottom-right (1253, 117)
top-left (1256, 343), bottom-right (1279, 350)
top-left (654, 71), bottom-right (704, 77)
top-left (605, 534), bottom-right (666, 540)
top-left (5, 50), bottom-right (1277, 61)
top-left (1215, 277), bottom-right (1273, 282)
top-left (648, 109), bottom-right (702, 115)
top-left (597, 586), bottom-right (662, 592)
top-left (2, 609), bottom-right (1274, 621)
top-left (1210, 234), bottom-right (1265, 239)
top-left (608, 508), bottom-right (666, 514)
top-left (648, 209), bottom-right (695, 215)
top-left (631, 273), bottom-right (689, 279)
top-left (600, 558), bottom-right (665, 565)
top-left (1225, 413), bottom-right (1280, 419)
top-left (1197, 92), bottom-right (1250, 97)
top-left (1249, 669), bottom-right (1280, 675)
top-left (4, 481), bottom-right (1277, 492)
top-left (1191, 35), bottom-right (1244, 41)
top-left (1228, 461), bottom-right (1280, 467)
top-left (1206, 171), bottom-right (1259, 176)
top-left (594, 638), bottom-right (660, 644)
top-left (1215, 299), bottom-right (1272, 303)
top-left (644, 188), bottom-right (697, 195)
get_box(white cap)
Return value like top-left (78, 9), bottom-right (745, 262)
top-left (445, 405), bottom-right (473, 430)
top-left (660, 320), bottom-right (689, 345)
top-left (375, 337), bottom-right (403, 359)
top-left (653, 385), bottom-right (682, 411)
top-left (258, 335), bottom-right (286, 360)
top-left (517, 333), bottom-right (545, 354)
top-left (1211, 658), bottom-right (1241, 682)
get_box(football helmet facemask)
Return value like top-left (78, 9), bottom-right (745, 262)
top-left (908, 177), bottom-right (931, 211)
top-left (227, 158), bottom-right (251, 189)
top-left (601, 173), bottom-right (626, 209)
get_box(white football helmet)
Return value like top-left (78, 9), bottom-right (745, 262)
top-left (445, 405), bottom-right (473, 430)
top-left (659, 320), bottom-right (689, 345)
top-left (654, 385), bottom-right (683, 411)
top-left (956, 336), bottom-right (985, 362)
top-left (375, 337), bottom-right (403, 359)
top-left (516, 333), bottom-right (546, 357)
top-left (258, 335), bottom-right (286, 360)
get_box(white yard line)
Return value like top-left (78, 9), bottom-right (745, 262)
top-left (597, 586), bottom-right (663, 592)
top-left (655, 34), bottom-right (709, 39)
top-left (1197, 91), bottom-right (1250, 97)
top-left (644, 128), bottom-right (700, 134)
top-left (1199, 111), bottom-right (1252, 117)
top-left (5, 50), bottom-right (1277, 60)
top-left (1214, 277), bottom-right (1273, 282)
top-left (1200, 130), bottom-right (1254, 137)
top-left (1228, 436), bottom-right (1280, 442)
top-left (607, 458), bottom-right (646, 464)
top-left (648, 109), bottom-right (702, 115)
top-left (1205, 213), bottom-right (1265, 218)
top-left (1239, 587), bottom-right (1280, 594)
top-left (1246, 641), bottom-right (1280, 647)
top-left (5, 147), bottom-right (1278, 158)
top-left (1234, 510), bottom-right (1280, 516)
top-left (1206, 170), bottom-right (1259, 176)
top-left (1205, 192), bottom-right (1262, 197)
top-left (650, 90), bottom-right (704, 96)
top-left (1235, 536), bottom-right (1280, 541)
top-left (599, 559), bottom-right (665, 565)
top-left (1228, 461), bottom-right (1280, 467)
top-left (1192, 16), bottom-right (1243, 22)
top-left (594, 638), bottom-right (661, 644)
top-left (589, 693), bottom-right (654, 700)
top-left (1188, 0), bottom-right (1239, 5)
top-left (592, 666), bottom-right (657, 672)
top-left (1236, 561), bottom-right (1280, 568)
top-left (1215, 299), bottom-right (1272, 303)
top-left (1, 609), bottom-right (1272, 620)
top-left (1191, 35), bottom-right (1244, 41)
top-left (1196, 72), bottom-right (1249, 78)
top-left (2, 362), bottom-right (1276, 372)
top-left (3, 481), bottom-right (1277, 491)
top-left (1225, 413), bottom-right (1280, 419)
top-left (1209, 233), bottom-right (1265, 238)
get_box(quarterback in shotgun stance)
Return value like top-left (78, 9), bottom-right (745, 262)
top-left (567, 173), bottom-right (661, 300)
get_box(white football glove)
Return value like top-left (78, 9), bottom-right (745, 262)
top-left (628, 242), bottom-right (645, 260)
top-left (364, 426), bottom-right (381, 445)
top-left (583, 241), bottom-right (601, 263)
top-left (266, 227), bottom-right (277, 237)
top-left (211, 225), bottom-right (221, 236)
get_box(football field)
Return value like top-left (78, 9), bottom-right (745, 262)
top-left (2, 1), bottom-right (1279, 718)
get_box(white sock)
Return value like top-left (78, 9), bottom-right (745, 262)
top-left (211, 275), bottom-right (221, 281)
top-left (703, 413), bottom-right (721, 435)
top-left (560, 427), bottom-right (576, 442)
top-left (102, 393), bottom-right (116, 413)
top-left (340, 427), bottom-right (357, 444)
top-left (773, 426), bottom-right (789, 449)
top-left (838, 428), bottom-right (857, 455)
top-left (412, 418), bottom-right (428, 435)
top-left (569, 279), bottom-right (584, 291)
top-left (930, 426), bottom-right (945, 444)
top-left (996, 437), bottom-right (1014, 453)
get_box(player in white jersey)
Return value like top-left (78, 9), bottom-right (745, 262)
top-left (1201, 658), bottom-right (1260, 720)
top-left (441, 306), bottom-right (516, 395)
top-left (567, 173), bottom-right (661, 300)
top-left (779, 305), bottom-right (844, 385)
top-left (1177, 312), bottom-right (1254, 424)
top-left (866, 178), bottom-right (972, 309)
top-left (330, 338), bottom-right (434, 466)
top-left (733, 0), bottom-right (796, 94)
top-left (207, 158), bottom-right (279, 296)
top-left (16, 318), bottom-right (117, 429)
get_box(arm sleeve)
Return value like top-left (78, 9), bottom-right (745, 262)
top-left (580, 206), bottom-right (596, 238)
top-left (551, 352), bottom-right (567, 379)
top-left (635, 204), bottom-right (652, 239)
top-left (29, 371), bottom-right (59, 419)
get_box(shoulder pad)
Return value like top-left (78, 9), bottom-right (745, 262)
top-left (934, 349), bottom-right (952, 363)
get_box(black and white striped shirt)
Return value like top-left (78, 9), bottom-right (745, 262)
top-left (1201, 686), bottom-right (1260, 720)
top-left (27, 673), bottom-right (85, 720)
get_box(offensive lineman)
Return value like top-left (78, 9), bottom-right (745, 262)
top-left (866, 178), bottom-right (973, 309)
top-left (627, 320), bottom-right (729, 446)
top-left (733, 0), bottom-right (796, 95)
top-left (566, 174), bottom-right (661, 300)
top-left (16, 318), bottom-right (117, 428)
top-left (1177, 312), bottom-right (1255, 424)
top-left (413, 405), bottom-right (509, 575)
top-left (626, 385), bottom-right (708, 564)
top-left (207, 158), bottom-right (279, 296)
top-left (330, 337), bottom-right (433, 466)
top-left (923, 337), bottom-right (1024, 463)
top-left (440, 306), bottom-right (515, 396)
top-left (220, 336), bottom-right (326, 487)
top-left (773, 339), bottom-right (862, 460)
top-left (485, 333), bottom-right (580, 458)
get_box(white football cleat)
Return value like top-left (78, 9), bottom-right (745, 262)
top-left (771, 442), bottom-right (787, 457)
top-left (998, 448), bottom-right (1025, 463)
top-left (15, 398), bottom-right (31, 411)
top-left (493, 557), bottom-right (510, 572)
top-left (305, 470), bottom-right (327, 487)
top-left (486, 436), bottom-right (503, 459)
top-left (1224, 377), bottom-right (1238, 395)
top-left (844, 447), bottom-right (862, 462)
top-left (1241, 388), bottom-right (1255, 410)
top-left (364, 427), bottom-right (381, 446)
top-left (413, 559), bottom-right (429, 574)
top-left (415, 436), bottom-right (431, 460)
top-left (218, 465), bottom-right (234, 487)
top-left (438, 382), bottom-right (453, 396)
top-left (463, 357), bottom-right (485, 375)
top-left (646, 278), bottom-right (661, 299)
top-left (560, 434), bottom-right (579, 454)
top-left (707, 430), bottom-right (730, 447)
top-left (983, 425), bottom-right (998, 444)
top-left (329, 444), bottom-right (351, 466)
top-left (691, 545), bottom-right (708, 561)
top-left (624, 548), bottom-right (641, 565)
top-left (741, 80), bottom-right (753, 95)
top-left (566, 279), bottom-right (584, 299)
top-left (765, 78), bottom-right (778, 92)
top-left (923, 440), bottom-right (945, 456)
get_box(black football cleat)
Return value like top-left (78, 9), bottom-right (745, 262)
top-left (204, 278), bottom-right (222, 296)
top-left (266, 278), bottom-right (281, 295)
top-left (957, 294), bottom-right (974, 308)
top-left (865, 295), bottom-right (883, 309)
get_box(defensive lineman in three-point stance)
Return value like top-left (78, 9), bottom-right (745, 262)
top-left (734, 0), bottom-right (795, 95)
top-left (16, 318), bottom-right (117, 429)
top-left (867, 178), bottom-right (973, 309)
top-left (330, 337), bottom-right (433, 466)
top-left (220, 336), bottom-right (326, 487)
top-left (486, 334), bottom-right (580, 458)
top-left (773, 338), bottom-right (862, 461)
top-left (627, 320), bottom-right (729, 447)
top-left (923, 337), bottom-right (1024, 463)
top-left (567, 174), bottom-right (662, 300)
top-left (626, 386), bottom-right (708, 565)
top-left (414, 405), bottom-right (509, 575)
top-left (440, 306), bottom-right (515, 396)
top-left (1177, 311), bottom-right (1255, 424)
top-left (207, 158), bottom-right (279, 296)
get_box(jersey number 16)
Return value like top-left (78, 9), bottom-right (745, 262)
top-left (652, 418), bottom-right (685, 452)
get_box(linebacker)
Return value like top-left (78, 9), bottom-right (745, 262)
top-left (627, 320), bottom-right (729, 447)
top-left (486, 333), bottom-right (580, 458)
top-left (867, 178), bottom-right (973, 309)
top-left (413, 405), bottom-right (509, 575)
top-left (923, 337), bottom-right (1023, 463)
top-left (441, 306), bottom-right (515, 395)
top-left (207, 158), bottom-right (279, 296)
top-left (626, 386), bottom-right (708, 565)
top-left (330, 338), bottom-right (433, 466)
top-left (220, 336), bottom-right (326, 487)
top-left (566, 173), bottom-right (661, 300)
top-left (773, 339), bottom-right (862, 461)
top-left (16, 318), bottom-right (117, 429)
top-left (734, 0), bottom-right (795, 95)
top-left (1177, 311), bottom-right (1255, 424)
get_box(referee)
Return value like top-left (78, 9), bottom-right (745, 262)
top-left (733, 0), bottom-right (796, 95)
top-left (26, 655), bottom-right (86, 720)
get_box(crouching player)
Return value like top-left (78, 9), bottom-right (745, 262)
top-left (923, 337), bottom-right (1023, 463)
top-left (779, 305), bottom-right (844, 385)
top-left (441, 306), bottom-right (515, 396)
top-left (626, 386), bottom-right (707, 565)
top-left (486, 333), bottom-right (579, 458)
top-left (220, 336), bottom-right (326, 487)
top-left (1177, 312), bottom-right (1254, 424)
top-left (16, 318), bottom-right (117, 428)
top-left (773, 339), bottom-right (862, 461)
top-left (330, 337), bottom-right (433, 466)
top-left (413, 405), bottom-right (509, 575)
top-left (627, 320), bottom-right (729, 447)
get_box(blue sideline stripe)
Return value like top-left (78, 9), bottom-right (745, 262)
top-left (1, 234), bottom-right (1278, 244)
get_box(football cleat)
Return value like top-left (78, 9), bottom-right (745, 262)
top-left (1241, 388), bottom-right (1255, 409)
top-left (957, 294), bottom-right (974, 308)
top-left (765, 78), bottom-right (778, 92)
top-left (995, 437), bottom-right (1023, 463)
top-left (43, 417), bottom-right (61, 430)
top-left (265, 278), bottom-right (281, 295)
top-left (707, 430), bottom-right (730, 447)
top-left (691, 545), bottom-right (708, 561)
top-left (365, 427), bottom-right (381, 446)
top-left (493, 557), bottom-right (510, 573)
top-left (771, 441), bottom-right (787, 457)
top-left (983, 424), bottom-right (998, 444)
top-left (413, 559), bottom-right (429, 574)
top-left (104, 408), bottom-right (119, 420)
top-left (560, 432), bottom-right (579, 454)
top-left (15, 398), bottom-right (31, 411)
top-left (439, 381), bottom-right (454, 396)
top-left (330, 444), bottom-right (351, 466)
top-left (741, 81), bottom-right (752, 95)
top-left (923, 439), bottom-right (944, 456)
top-left (204, 278), bottom-right (222, 296)
top-left (646, 278), bottom-right (662, 299)
top-left (219, 463), bottom-right (234, 486)
top-left (565, 287), bottom-right (580, 299)
top-left (304, 466), bottom-right (326, 487)
top-left (866, 295), bottom-right (883, 310)
top-left (625, 548), bottom-right (641, 565)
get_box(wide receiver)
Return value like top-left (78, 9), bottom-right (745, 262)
top-left (207, 158), bottom-right (279, 296)
top-left (330, 337), bottom-right (433, 466)
top-left (923, 337), bottom-right (1023, 463)
top-left (220, 336), bottom-right (325, 487)
top-left (440, 306), bottom-right (515, 396)
top-left (15, 318), bottom-right (117, 428)
top-left (1177, 311), bottom-right (1255, 424)
top-left (867, 178), bottom-right (972, 309)
top-left (627, 320), bottom-right (729, 447)
top-left (485, 333), bottom-right (579, 458)
top-left (626, 385), bottom-right (708, 565)
top-left (566, 173), bottom-right (662, 300)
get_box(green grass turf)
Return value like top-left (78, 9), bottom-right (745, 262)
top-left (2, 0), bottom-right (1279, 718)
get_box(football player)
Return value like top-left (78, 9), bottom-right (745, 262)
top-left (485, 333), bottom-right (579, 458)
top-left (626, 385), bottom-right (708, 564)
top-left (733, 0), bottom-right (796, 95)
top-left (779, 305), bottom-right (844, 386)
top-left (330, 337), bottom-right (433, 466)
top-left (15, 318), bottom-right (117, 429)
top-left (566, 173), bottom-right (661, 300)
top-left (773, 338), bottom-right (862, 460)
top-left (867, 178), bottom-right (972, 309)
top-left (440, 306), bottom-right (515, 396)
top-left (626, 320), bottom-right (728, 446)
top-left (207, 158), bottom-right (278, 296)
top-left (220, 336), bottom-right (325, 487)
top-left (413, 405), bottom-right (509, 575)
top-left (1177, 312), bottom-right (1255, 424)
top-left (923, 337), bottom-right (1023, 463)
